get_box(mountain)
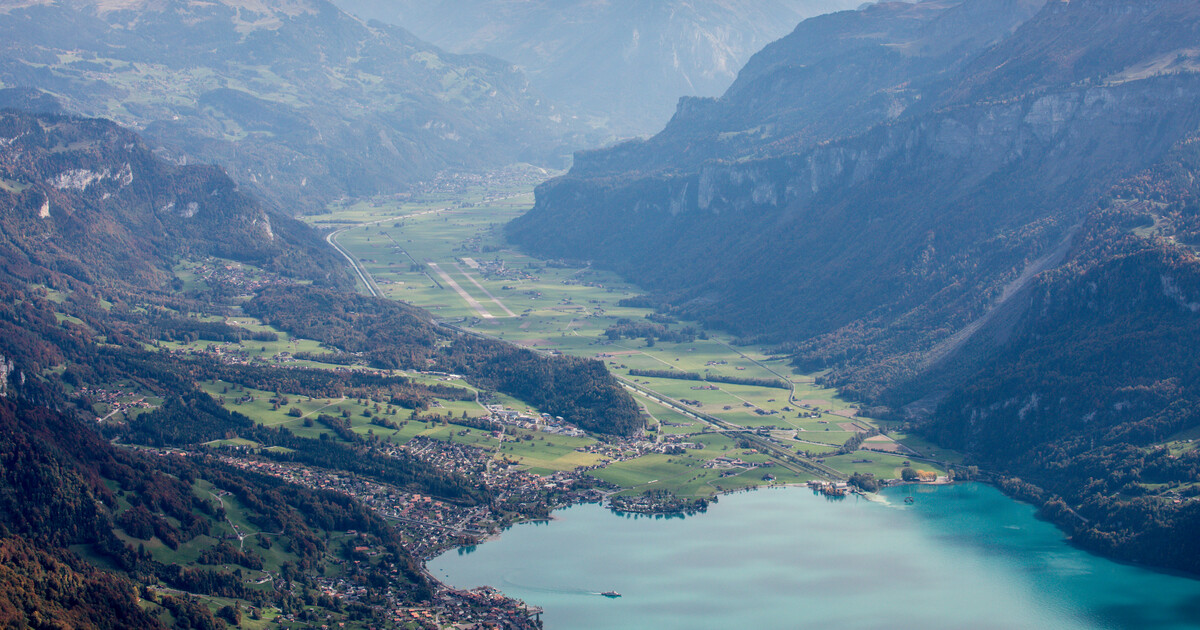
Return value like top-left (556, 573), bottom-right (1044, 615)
top-left (0, 107), bottom-right (639, 435)
top-left (561, 0), bottom-right (1047, 176)
top-left (508, 0), bottom-right (1200, 573)
top-left (510, 0), bottom-right (1058, 361)
top-left (0, 155), bottom-right (442, 625)
top-left (334, 0), bottom-right (865, 135)
top-left (0, 109), bottom-right (350, 290)
top-left (0, 0), bottom-right (586, 212)
top-left (0, 108), bottom-right (641, 624)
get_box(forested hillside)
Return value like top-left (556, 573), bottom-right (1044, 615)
top-left (922, 136), bottom-right (1200, 574)
top-left (0, 109), bottom-right (640, 625)
top-left (508, 0), bottom-right (1200, 573)
top-left (247, 287), bottom-right (643, 436)
top-left (0, 0), bottom-right (587, 211)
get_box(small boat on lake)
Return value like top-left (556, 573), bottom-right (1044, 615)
top-left (601, 591), bottom-right (621, 598)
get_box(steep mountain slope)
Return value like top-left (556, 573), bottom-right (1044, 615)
top-left (511, 0), bottom-right (1198, 396)
top-left (335, 0), bottom-right (864, 135)
top-left (0, 109), bottom-right (350, 289)
top-left (508, 0), bottom-right (1200, 572)
top-left (567, 0), bottom-right (1046, 175)
top-left (0, 0), bottom-right (584, 212)
top-left (924, 144), bottom-right (1200, 573)
top-left (936, 0), bottom-right (1200, 106)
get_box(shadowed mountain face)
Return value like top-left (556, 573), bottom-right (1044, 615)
top-left (0, 0), bottom-right (589, 212)
top-left (334, 0), bottom-right (864, 135)
top-left (509, 0), bottom-right (1200, 394)
top-left (509, 0), bottom-right (1200, 574)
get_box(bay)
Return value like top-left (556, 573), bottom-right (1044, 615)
top-left (428, 483), bottom-right (1200, 629)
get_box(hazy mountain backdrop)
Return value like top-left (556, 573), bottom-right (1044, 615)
top-left (0, 0), bottom-right (589, 212)
top-left (334, 0), bottom-right (865, 135)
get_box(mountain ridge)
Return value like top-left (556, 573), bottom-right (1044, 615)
top-left (0, 0), bottom-right (586, 212)
top-left (507, 0), bottom-right (1200, 573)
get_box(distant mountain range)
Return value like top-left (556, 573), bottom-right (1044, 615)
top-left (0, 0), bottom-right (589, 212)
top-left (334, 0), bottom-right (864, 135)
top-left (510, 0), bottom-right (1200, 573)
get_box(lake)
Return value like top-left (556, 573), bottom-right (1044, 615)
top-left (429, 483), bottom-right (1200, 629)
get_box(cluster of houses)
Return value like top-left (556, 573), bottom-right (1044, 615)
top-left (437, 586), bottom-right (542, 629)
top-left (81, 385), bottom-right (152, 422)
top-left (808, 480), bottom-right (851, 497)
top-left (485, 406), bottom-right (586, 437)
top-left (182, 260), bottom-right (285, 294)
top-left (705, 456), bottom-right (769, 471)
top-left (416, 167), bottom-right (547, 200)
top-left (208, 453), bottom-right (548, 627)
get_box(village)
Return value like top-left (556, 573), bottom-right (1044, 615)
top-left (199, 421), bottom-right (621, 629)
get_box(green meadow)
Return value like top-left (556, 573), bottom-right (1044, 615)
top-left (284, 182), bottom-right (962, 495)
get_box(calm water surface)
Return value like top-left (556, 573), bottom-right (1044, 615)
top-left (429, 483), bottom-right (1200, 629)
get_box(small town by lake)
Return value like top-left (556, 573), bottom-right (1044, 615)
top-left (430, 483), bottom-right (1200, 629)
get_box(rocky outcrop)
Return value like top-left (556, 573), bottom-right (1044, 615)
top-left (0, 111), bottom-right (348, 288)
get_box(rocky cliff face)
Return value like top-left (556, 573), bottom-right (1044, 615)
top-left (0, 110), bottom-right (347, 289)
top-left (515, 73), bottom-right (1200, 381)
top-left (568, 0), bottom-right (1046, 177)
top-left (512, 0), bottom-right (1200, 399)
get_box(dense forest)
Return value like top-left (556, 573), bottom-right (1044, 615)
top-left (0, 536), bottom-right (162, 629)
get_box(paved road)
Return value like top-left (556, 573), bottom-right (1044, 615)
top-left (619, 377), bottom-right (846, 480)
top-left (325, 206), bottom-right (450, 298)
top-left (327, 227), bottom-right (381, 298)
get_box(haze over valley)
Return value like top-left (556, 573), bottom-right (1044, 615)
top-left (333, 0), bottom-right (865, 135)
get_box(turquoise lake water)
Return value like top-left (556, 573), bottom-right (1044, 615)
top-left (428, 483), bottom-right (1200, 629)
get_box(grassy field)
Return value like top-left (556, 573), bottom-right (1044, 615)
top-left (293, 182), bottom-right (961, 494)
top-left (197, 372), bottom-right (611, 476)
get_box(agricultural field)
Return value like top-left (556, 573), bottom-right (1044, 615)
top-left (302, 178), bottom-right (958, 496)
top-left (197, 375), bottom-right (610, 476)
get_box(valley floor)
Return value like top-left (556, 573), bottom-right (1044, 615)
top-left (301, 174), bottom-right (959, 498)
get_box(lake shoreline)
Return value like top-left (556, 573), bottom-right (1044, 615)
top-left (429, 483), bottom-right (1200, 629)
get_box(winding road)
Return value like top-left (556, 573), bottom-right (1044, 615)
top-left (324, 206), bottom-right (451, 298)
